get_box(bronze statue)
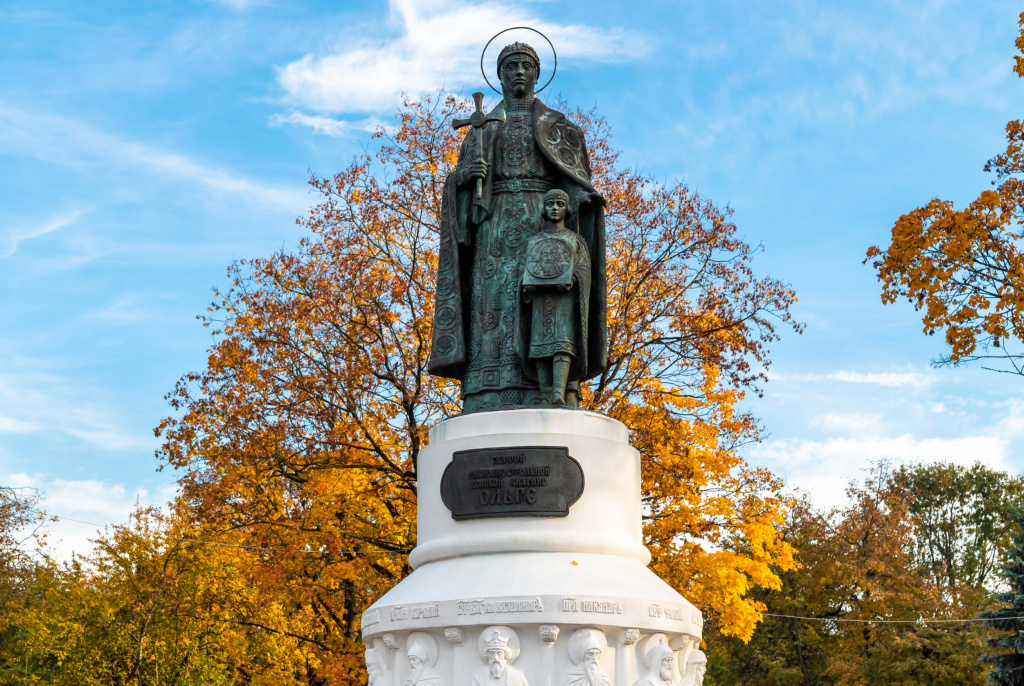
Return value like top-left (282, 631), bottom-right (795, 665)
top-left (520, 189), bottom-right (592, 406)
top-left (429, 41), bottom-right (607, 413)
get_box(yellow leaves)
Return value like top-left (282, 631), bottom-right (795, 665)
top-left (1015, 11), bottom-right (1024, 79)
top-left (0, 508), bottom-right (291, 684)
top-left (867, 129), bottom-right (1024, 371)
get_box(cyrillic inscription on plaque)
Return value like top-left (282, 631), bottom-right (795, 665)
top-left (440, 446), bottom-right (584, 520)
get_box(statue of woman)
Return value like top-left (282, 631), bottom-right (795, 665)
top-left (519, 189), bottom-right (592, 406)
top-left (429, 42), bottom-right (607, 413)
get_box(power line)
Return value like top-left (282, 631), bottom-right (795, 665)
top-left (696, 604), bottom-right (1023, 625)
top-left (759, 611), bottom-right (1014, 625)
top-left (46, 516), bottom-right (1024, 624)
top-left (46, 514), bottom-right (409, 555)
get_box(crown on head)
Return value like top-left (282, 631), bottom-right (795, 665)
top-left (497, 42), bottom-right (540, 72)
top-left (485, 630), bottom-right (511, 653)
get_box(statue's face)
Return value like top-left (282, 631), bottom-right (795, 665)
top-left (500, 55), bottom-right (538, 98)
top-left (408, 654), bottom-right (423, 674)
top-left (544, 196), bottom-right (568, 222)
top-left (487, 649), bottom-right (508, 677)
top-left (659, 656), bottom-right (673, 681)
top-left (584, 648), bottom-right (601, 665)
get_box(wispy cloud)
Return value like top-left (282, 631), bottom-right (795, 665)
top-left (205, 0), bottom-right (266, 8)
top-left (810, 412), bottom-right (883, 434)
top-left (754, 433), bottom-right (1007, 508)
top-left (270, 111), bottom-right (383, 137)
top-left (671, 1), bottom-right (1017, 181)
top-left (0, 365), bottom-right (153, 451)
top-left (5, 472), bottom-right (178, 561)
top-left (0, 415), bottom-right (36, 433)
top-left (0, 210), bottom-right (85, 260)
top-left (276, 0), bottom-right (651, 116)
top-left (0, 103), bottom-right (309, 213)
top-left (781, 368), bottom-right (938, 388)
top-left (82, 295), bottom-right (166, 325)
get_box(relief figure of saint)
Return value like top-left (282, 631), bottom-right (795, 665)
top-left (519, 189), bottom-right (592, 406)
top-left (472, 626), bottom-right (528, 686)
top-left (633, 635), bottom-right (673, 686)
top-left (681, 650), bottom-right (706, 686)
top-left (405, 634), bottom-right (441, 686)
top-left (565, 629), bottom-right (612, 686)
top-left (429, 41), bottom-right (607, 414)
top-left (366, 647), bottom-right (392, 686)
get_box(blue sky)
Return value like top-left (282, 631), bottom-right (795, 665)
top-left (2, 0), bottom-right (1023, 557)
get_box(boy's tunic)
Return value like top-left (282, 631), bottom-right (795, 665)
top-left (521, 228), bottom-right (591, 380)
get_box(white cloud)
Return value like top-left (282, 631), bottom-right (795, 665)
top-left (206, 0), bottom-right (264, 8)
top-left (754, 433), bottom-right (1008, 509)
top-left (270, 111), bottom-right (382, 137)
top-left (0, 365), bottom-right (153, 451)
top-left (991, 398), bottom-right (1024, 440)
top-left (0, 103), bottom-right (309, 213)
top-left (827, 370), bottom-right (937, 388)
top-left (0, 415), bottom-right (37, 433)
top-left (275, 0), bottom-right (650, 115)
top-left (671, 2), bottom-right (1018, 183)
top-left (810, 412), bottom-right (882, 434)
top-left (781, 368), bottom-right (937, 388)
top-left (4, 473), bottom-right (178, 561)
top-left (82, 295), bottom-right (165, 325)
top-left (0, 210), bottom-right (85, 260)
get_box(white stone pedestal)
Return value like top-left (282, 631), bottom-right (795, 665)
top-left (362, 409), bottom-right (703, 686)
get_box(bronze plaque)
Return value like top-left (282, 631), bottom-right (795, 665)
top-left (440, 446), bottom-right (584, 520)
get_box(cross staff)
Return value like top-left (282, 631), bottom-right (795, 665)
top-left (453, 91), bottom-right (506, 200)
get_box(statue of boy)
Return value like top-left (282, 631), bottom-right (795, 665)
top-left (519, 189), bottom-right (592, 406)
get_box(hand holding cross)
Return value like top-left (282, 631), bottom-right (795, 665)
top-left (453, 92), bottom-right (506, 200)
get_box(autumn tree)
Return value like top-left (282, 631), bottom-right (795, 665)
top-left (0, 486), bottom-right (42, 607)
top-left (156, 92), bottom-right (800, 682)
top-left (866, 12), bottom-right (1024, 376)
top-left (906, 462), bottom-right (1024, 605)
top-left (981, 508), bottom-right (1024, 685)
top-left (0, 485), bottom-right (45, 681)
top-left (706, 462), bottom-right (999, 686)
top-left (0, 506), bottom-right (342, 685)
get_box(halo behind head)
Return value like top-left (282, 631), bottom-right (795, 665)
top-left (481, 26), bottom-right (557, 95)
top-left (406, 632), bottom-right (438, 666)
top-left (478, 626), bottom-right (521, 661)
top-left (568, 628), bottom-right (607, 664)
top-left (640, 634), bottom-right (673, 669)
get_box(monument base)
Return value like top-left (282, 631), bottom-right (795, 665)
top-left (461, 385), bottom-right (581, 414)
top-left (362, 409), bottom-right (704, 686)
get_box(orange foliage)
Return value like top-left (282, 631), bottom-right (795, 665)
top-left (866, 12), bottom-right (1024, 375)
top-left (156, 92), bottom-right (800, 682)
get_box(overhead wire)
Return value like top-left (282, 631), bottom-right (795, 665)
top-left (46, 513), bottom-right (410, 555)
top-left (49, 515), bottom-right (1024, 624)
top-left (691, 603), bottom-right (1024, 625)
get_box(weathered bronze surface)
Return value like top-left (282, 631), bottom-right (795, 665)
top-left (428, 41), bottom-right (608, 414)
top-left (439, 445), bottom-right (585, 520)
